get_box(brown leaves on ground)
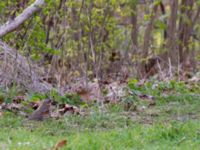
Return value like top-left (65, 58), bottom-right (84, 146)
top-left (2, 102), bottom-right (22, 111)
top-left (0, 95), bottom-right (82, 121)
top-left (105, 81), bottom-right (127, 103)
top-left (51, 104), bottom-right (80, 119)
top-left (28, 99), bottom-right (82, 121)
top-left (69, 79), bottom-right (127, 103)
top-left (52, 139), bottom-right (67, 150)
top-left (58, 104), bottom-right (79, 115)
top-left (13, 95), bottom-right (25, 103)
top-left (137, 93), bottom-right (156, 107)
top-left (1, 96), bottom-right (24, 112)
top-left (189, 75), bottom-right (200, 82)
top-left (0, 79), bottom-right (129, 120)
top-left (0, 96), bottom-right (28, 117)
top-left (29, 101), bottom-right (40, 110)
top-left (72, 80), bottom-right (103, 102)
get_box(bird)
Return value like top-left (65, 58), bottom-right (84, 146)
top-left (28, 99), bottom-right (51, 121)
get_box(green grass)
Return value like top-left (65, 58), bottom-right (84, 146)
top-left (0, 81), bottom-right (200, 149)
top-left (0, 116), bottom-right (200, 150)
top-left (1, 94), bottom-right (200, 150)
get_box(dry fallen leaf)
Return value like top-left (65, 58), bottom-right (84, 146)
top-left (5, 103), bottom-right (22, 111)
top-left (58, 104), bottom-right (80, 115)
top-left (13, 95), bottom-right (25, 104)
top-left (189, 76), bottom-right (200, 82)
top-left (138, 94), bottom-right (154, 101)
top-left (105, 81), bottom-right (126, 102)
top-left (72, 80), bottom-right (102, 102)
top-left (53, 139), bottom-right (67, 150)
top-left (29, 101), bottom-right (40, 110)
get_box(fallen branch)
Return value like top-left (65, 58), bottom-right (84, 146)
top-left (0, 0), bottom-right (45, 38)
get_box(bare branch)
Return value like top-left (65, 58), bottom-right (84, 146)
top-left (0, 0), bottom-right (45, 38)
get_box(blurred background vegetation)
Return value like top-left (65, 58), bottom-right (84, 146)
top-left (0, 0), bottom-right (199, 88)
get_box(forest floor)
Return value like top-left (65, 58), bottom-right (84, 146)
top-left (0, 80), bottom-right (200, 150)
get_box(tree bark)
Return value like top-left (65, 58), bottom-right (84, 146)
top-left (0, 0), bottom-right (45, 38)
top-left (178, 0), bottom-right (195, 71)
top-left (166, 0), bottom-right (178, 66)
top-left (138, 4), bottom-right (158, 78)
top-left (131, 1), bottom-right (138, 52)
top-left (143, 4), bottom-right (158, 57)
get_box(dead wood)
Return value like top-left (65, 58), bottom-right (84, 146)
top-left (0, 0), bottom-right (45, 38)
top-left (0, 40), bottom-right (53, 93)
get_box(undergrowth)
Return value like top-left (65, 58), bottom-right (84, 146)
top-left (0, 80), bottom-right (200, 149)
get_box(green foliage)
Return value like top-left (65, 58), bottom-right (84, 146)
top-left (27, 92), bottom-right (46, 102)
top-left (154, 19), bottom-right (167, 30)
top-left (24, 90), bottom-right (85, 106)
top-left (127, 79), bottom-right (200, 109)
top-left (0, 84), bottom-right (21, 103)
top-left (128, 79), bottom-right (195, 97)
top-left (50, 90), bottom-right (85, 106)
top-left (0, 0), bottom-right (199, 79)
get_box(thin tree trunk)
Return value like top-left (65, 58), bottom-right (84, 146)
top-left (166, 0), bottom-right (178, 66)
top-left (143, 4), bottom-right (158, 57)
top-left (178, 0), bottom-right (194, 64)
top-left (139, 4), bottom-right (158, 78)
top-left (131, 1), bottom-right (138, 52)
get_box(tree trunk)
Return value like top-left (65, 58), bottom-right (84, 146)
top-left (131, 1), bottom-right (138, 52)
top-left (139, 4), bottom-right (158, 78)
top-left (166, 0), bottom-right (178, 66)
top-left (178, 0), bottom-right (195, 70)
top-left (143, 4), bottom-right (158, 57)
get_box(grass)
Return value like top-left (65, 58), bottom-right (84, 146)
top-left (0, 117), bottom-right (200, 149)
top-left (1, 96), bottom-right (200, 150)
top-left (0, 81), bottom-right (200, 149)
